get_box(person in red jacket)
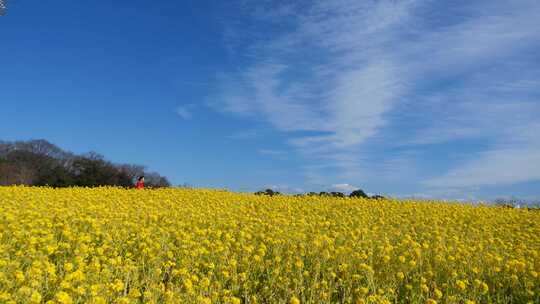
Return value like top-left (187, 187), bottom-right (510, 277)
top-left (136, 176), bottom-right (145, 189)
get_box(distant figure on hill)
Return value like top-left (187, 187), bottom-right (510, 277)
top-left (136, 176), bottom-right (144, 189)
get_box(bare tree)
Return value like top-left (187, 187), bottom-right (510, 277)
top-left (144, 171), bottom-right (171, 188)
top-left (0, 139), bottom-right (74, 161)
top-left (117, 164), bottom-right (146, 183)
top-left (0, 139), bottom-right (171, 188)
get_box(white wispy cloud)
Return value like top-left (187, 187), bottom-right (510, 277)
top-left (328, 183), bottom-right (358, 194)
top-left (423, 118), bottom-right (540, 188)
top-left (175, 105), bottom-right (194, 120)
top-left (426, 146), bottom-right (540, 188)
top-left (214, 0), bottom-right (415, 173)
top-left (213, 0), bottom-right (540, 196)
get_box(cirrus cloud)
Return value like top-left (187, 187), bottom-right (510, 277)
top-left (211, 0), bottom-right (540, 199)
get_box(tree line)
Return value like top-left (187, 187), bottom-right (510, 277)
top-left (255, 188), bottom-right (384, 199)
top-left (0, 139), bottom-right (170, 188)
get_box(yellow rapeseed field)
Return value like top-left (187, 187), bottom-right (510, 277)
top-left (0, 187), bottom-right (539, 304)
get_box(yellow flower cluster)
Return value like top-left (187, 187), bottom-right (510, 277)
top-left (0, 186), bottom-right (539, 303)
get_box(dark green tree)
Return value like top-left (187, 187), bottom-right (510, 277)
top-left (71, 156), bottom-right (132, 187)
top-left (330, 192), bottom-right (346, 197)
top-left (255, 189), bottom-right (281, 196)
top-left (349, 189), bottom-right (368, 198)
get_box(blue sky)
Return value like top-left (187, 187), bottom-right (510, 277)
top-left (1, 0), bottom-right (540, 201)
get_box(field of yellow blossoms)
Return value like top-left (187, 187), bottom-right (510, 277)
top-left (0, 187), bottom-right (539, 304)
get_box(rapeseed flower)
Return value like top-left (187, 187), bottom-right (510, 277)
top-left (0, 186), bottom-right (538, 303)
